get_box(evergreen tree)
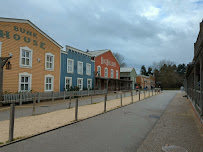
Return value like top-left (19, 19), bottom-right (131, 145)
top-left (140, 65), bottom-right (147, 76)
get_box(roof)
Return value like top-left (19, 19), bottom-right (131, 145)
top-left (136, 75), bottom-right (150, 78)
top-left (88, 49), bottom-right (109, 57)
top-left (0, 17), bottom-right (63, 49)
top-left (66, 45), bottom-right (92, 57)
top-left (120, 67), bottom-right (134, 72)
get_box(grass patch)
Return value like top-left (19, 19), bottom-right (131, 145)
top-left (0, 142), bottom-right (4, 145)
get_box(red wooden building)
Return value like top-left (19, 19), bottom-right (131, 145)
top-left (88, 49), bottom-right (132, 91)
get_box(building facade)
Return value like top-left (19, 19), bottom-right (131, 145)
top-left (60, 46), bottom-right (95, 91)
top-left (120, 67), bottom-right (137, 90)
top-left (0, 18), bottom-right (62, 94)
top-left (136, 75), bottom-right (155, 89)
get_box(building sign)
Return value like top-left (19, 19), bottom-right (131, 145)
top-left (0, 25), bottom-right (46, 49)
top-left (101, 57), bottom-right (116, 67)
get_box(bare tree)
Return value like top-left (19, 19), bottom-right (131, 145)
top-left (113, 52), bottom-right (126, 67)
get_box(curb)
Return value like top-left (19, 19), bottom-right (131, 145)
top-left (0, 93), bottom-right (161, 148)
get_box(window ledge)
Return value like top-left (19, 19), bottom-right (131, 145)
top-left (45, 68), bottom-right (54, 71)
top-left (19, 65), bottom-right (32, 68)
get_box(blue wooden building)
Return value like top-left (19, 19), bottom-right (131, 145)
top-left (60, 45), bottom-right (95, 91)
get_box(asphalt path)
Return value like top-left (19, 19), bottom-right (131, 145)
top-left (0, 91), bottom-right (178, 152)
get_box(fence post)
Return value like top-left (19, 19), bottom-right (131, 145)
top-left (139, 90), bottom-right (140, 100)
top-left (152, 89), bottom-right (153, 96)
top-left (91, 94), bottom-right (93, 104)
top-left (38, 93), bottom-right (40, 103)
top-left (104, 94), bottom-right (107, 112)
top-left (52, 91), bottom-right (54, 101)
top-left (75, 97), bottom-right (78, 121)
top-left (20, 92), bottom-right (22, 105)
top-left (70, 92), bottom-right (72, 101)
top-left (32, 97), bottom-right (36, 116)
top-left (149, 90), bottom-right (150, 97)
top-left (9, 102), bottom-right (15, 142)
top-left (131, 91), bottom-right (133, 103)
top-left (120, 93), bottom-right (123, 106)
top-left (63, 91), bottom-right (66, 100)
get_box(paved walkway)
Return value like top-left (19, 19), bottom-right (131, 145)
top-left (0, 91), bottom-right (176, 152)
top-left (137, 93), bottom-right (203, 152)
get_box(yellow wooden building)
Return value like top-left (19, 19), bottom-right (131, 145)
top-left (0, 18), bottom-right (62, 93)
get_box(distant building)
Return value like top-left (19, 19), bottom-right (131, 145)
top-left (60, 46), bottom-right (95, 91)
top-left (136, 75), bottom-right (155, 89)
top-left (120, 67), bottom-right (137, 90)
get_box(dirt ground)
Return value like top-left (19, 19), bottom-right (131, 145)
top-left (0, 92), bottom-right (155, 144)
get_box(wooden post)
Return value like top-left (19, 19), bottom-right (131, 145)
top-left (120, 93), bottom-right (123, 106)
top-left (131, 91), bottom-right (133, 103)
top-left (139, 90), bottom-right (140, 100)
top-left (38, 93), bottom-right (40, 103)
top-left (52, 91), bottom-right (54, 101)
top-left (104, 94), bottom-right (107, 112)
top-left (91, 94), bottom-right (93, 104)
top-left (32, 97), bottom-right (36, 116)
top-left (149, 90), bottom-right (150, 97)
top-left (70, 92), bottom-right (72, 101)
top-left (152, 89), bottom-right (153, 96)
top-left (20, 92), bottom-right (22, 105)
top-left (144, 90), bottom-right (145, 98)
top-left (75, 97), bottom-right (78, 121)
top-left (9, 103), bottom-right (15, 142)
top-left (63, 91), bottom-right (66, 100)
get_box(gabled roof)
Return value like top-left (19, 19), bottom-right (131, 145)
top-left (88, 49), bottom-right (109, 57)
top-left (120, 67), bottom-right (134, 72)
top-left (0, 17), bottom-right (63, 48)
top-left (66, 45), bottom-right (92, 57)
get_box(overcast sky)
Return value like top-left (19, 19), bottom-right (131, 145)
top-left (1, 0), bottom-right (203, 73)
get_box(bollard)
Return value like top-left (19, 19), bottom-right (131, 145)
top-left (104, 94), bottom-right (107, 112)
top-left (91, 94), bottom-right (93, 104)
top-left (75, 97), bottom-right (78, 121)
top-left (32, 97), bottom-right (36, 116)
top-left (38, 93), bottom-right (40, 103)
top-left (131, 91), bottom-right (133, 103)
top-left (9, 103), bottom-right (15, 142)
top-left (120, 93), bottom-right (123, 106)
top-left (139, 90), bottom-right (140, 100)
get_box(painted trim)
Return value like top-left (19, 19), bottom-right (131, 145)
top-left (44, 74), bottom-right (54, 92)
top-left (45, 53), bottom-right (55, 71)
top-left (77, 61), bottom-right (83, 75)
top-left (105, 67), bottom-right (108, 77)
top-left (116, 70), bottom-right (118, 79)
top-left (0, 41), bottom-right (2, 57)
top-left (97, 66), bottom-right (101, 76)
top-left (0, 17), bottom-right (62, 48)
top-left (66, 45), bottom-right (92, 57)
top-left (87, 78), bottom-right (92, 89)
top-left (111, 69), bottom-right (114, 78)
top-left (86, 63), bottom-right (91, 76)
top-left (67, 58), bottom-right (74, 73)
top-left (65, 77), bottom-right (72, 90)
top-left (18, 72), bottom-right (32, 92)
top-left (19, 46), bottom-right (33, 68)
top-left (77, 78), bottom-right (83, 90)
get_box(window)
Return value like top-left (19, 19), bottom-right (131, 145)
top-left (97, 66), bottom-right (101, 76)
top-left (18, 72), bottom-right (32, 92)
top-left (20, 47), bottom-right (33, 68)
top-left (86, 63), bottom-right (91, 76)
top-left (45, 74), bottom-right (54, 91)
top-left (77, 61), bottom-right (83, 75)
top-left (67, 59), bottom-right (74, 73)
top-left (116, 70), bottom-right (118, 79)
top-left (45, 53), bottom-right (54, 71)
top-left (87, 79), bottom-right (92, 89)
top-left (0, 42), bottom-right (2, 57)
top-left (65, 77), bottom-right (72, 90)
top-left (105, 67), bottom-right (108, 77)
top-left (111, 69), bottom-right (114, 78)
top-left (77, 78), bottom-right (83, 90)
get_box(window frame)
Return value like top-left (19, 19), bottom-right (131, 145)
top-left (18, 72), bottom-right (32, 92)
top-left (77, 61), bottom-right (83, 75)
top-left (116, 70), bottom-right (118, 79)
top-left (19, 47), bottom-right (33, 68)
top-left (67, 58), bottom-right (74, 73)
top-left (77, 78), bottom-right (83, 90)
top-left (44, 74), bottom-right (54, 92)
top-left (105, 67), bottom-right (108, 77)
top-left (45, 53), bottom-right (55, 71)
top-left (65, 77), bottom-right (72, 90)
top-left (87, 79), bottom-right (92, 89)
top-left (86, 63), bottom-right (91, 76)
top-left (111, 69), bottom-right (114, 78)
top-left (97, 66), bottom-right (101, 76)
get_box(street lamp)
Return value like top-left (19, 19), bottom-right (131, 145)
top-left (94, 71), bottom-right (99, 93)
top-left (0, 53), bottom-right (12, 101)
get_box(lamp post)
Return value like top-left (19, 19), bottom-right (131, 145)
top-left (0, 53), bottom-right (12, 101)
top-left (94, 71), bottom-right (99, 93)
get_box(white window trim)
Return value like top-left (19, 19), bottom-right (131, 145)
top-left (67, 58), bottom-right (74, 73)
top-left (44, 74), bottom-right (54, 92)
top-left (45, 53), bottom-right (55, 71)
top-left (97, 66), bottom-right (101, 76)
top-left (65, 77), bottom-right (72, 90)
top-left (19, 46), bottom-right (33, 68)
top-left (77, 61), bottom-right (83, 75)
top-left (86, 63), bottom-right (91, 76)
top-left (77, 78), bottom-right (83, 90)
top-left (0, 41), bottom-right (2, 57)
top-left (116, 70), bottom-right (118, 79)
top-left (87, 79), bottom-right (92, 89)
top-left (105, 67), bottom-right (108, 78)
top-left (18, 72), bottom-right (32, 92)
top-left (111, 69), bottom-right (114, 78)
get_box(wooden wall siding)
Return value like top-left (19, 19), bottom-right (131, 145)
top-left (0, 21), bottom-right (61, 93)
